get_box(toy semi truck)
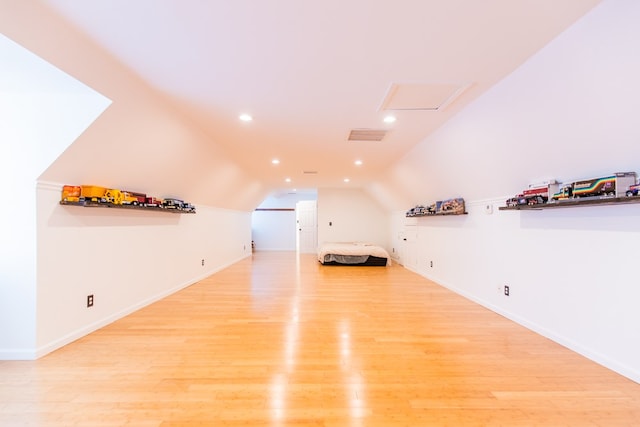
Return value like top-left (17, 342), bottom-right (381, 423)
top-left (104, 189), bottom-right (140, 205)
top-left (551, 172), bottom-right (637, 201)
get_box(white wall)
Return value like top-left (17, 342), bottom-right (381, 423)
top-left (0, 33), bottom-right (110, 358)
top-left (317, 188), bottom-right (390, 252)
top-left (252, 210), bottom-right (297, 251)
top-left (384, 0), bottom-right (640, 383)
top-left (36, 183), bottom-right (251, 356)
top-left (398, 198), bottom-right (640, 383)
top-left (1, 16), bottom-right (256, 358)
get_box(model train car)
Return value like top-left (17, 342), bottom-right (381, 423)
top-left (61, 185), bottom-right (195, 213)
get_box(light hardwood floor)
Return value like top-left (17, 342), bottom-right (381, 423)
top-left (2, 251), bottom-right (640, 426)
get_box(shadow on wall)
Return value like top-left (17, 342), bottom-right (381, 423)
top-left (48, 204), bottom-right (182, 228)
top-left (519, 204), bottom-right (640, 232)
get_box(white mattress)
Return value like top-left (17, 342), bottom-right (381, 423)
top-left (318, 242), bottom-right (391, 265)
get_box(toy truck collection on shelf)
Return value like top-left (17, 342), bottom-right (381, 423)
top-left (406, 198), bottom-right (466, 217)
top-left (60, 185), bottom-right (196, 213)
top-left (504, 172), bottom-right (640, 209)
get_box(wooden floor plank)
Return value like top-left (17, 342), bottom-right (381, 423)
top-left (2, 251), bottom-right (640, 426)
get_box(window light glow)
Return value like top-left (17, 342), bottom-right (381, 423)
top-left (239, 113), bottom-right (253, 122)
top-left (344, 178), bottom-right (350, 183)
top-left (272, 159), bottom-right (280, 165)
top-left (285, 178), bottom-right (291, 183)
top-left (354, 160), bottom-right (363, 166)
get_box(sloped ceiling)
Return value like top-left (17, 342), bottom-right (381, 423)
top-left (2, 0), bottom-right (601, 209)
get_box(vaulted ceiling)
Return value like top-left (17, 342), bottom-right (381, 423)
top-left (6, 0), bottom-right (600, 198)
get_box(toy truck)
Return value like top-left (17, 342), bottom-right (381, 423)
top-left (61, 185), bottom-right (81, 203)
top-left (440, 198), bottom-right (465, 214)
top-left (626, 183), bottom-right (640, 197)
top-left (103, 189), bottom-right (140, 205)
top-left (162, 198), bottom-right (185, 210)
top-left (123, 191), bottom-right (147, 205)
top-left (144, 196), bottom-right (162, 207)
top-left (406, 205), bottom-right (428, 217)
top-left (508, 181), bottom-right (560, 206)
top-left (182, 202), bottom-right (196, 213)
top-left (551, 172), bottom-right (636, 201)
top-left (521, 181), bottom-right (560, 205)
top-left (80, 185), bottom-right (109, 203)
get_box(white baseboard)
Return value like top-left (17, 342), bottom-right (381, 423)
top-left (0, 254), bottom-right (250, 360)
top-left (411, 266), bottom-right (640, 385)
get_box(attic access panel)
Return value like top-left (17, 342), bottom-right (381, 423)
top-left (380, 83), bottom-right (468, 111)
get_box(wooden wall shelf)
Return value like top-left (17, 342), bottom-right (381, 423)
top-left (499, 196), bottom-right (640, 211)
top-left (407, 212), bottom-right (468, 217)
top-left (59, 201), bottom-right (195, 214)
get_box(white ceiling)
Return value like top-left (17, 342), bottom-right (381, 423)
top-left (42, 0), bottom-right (600, 194)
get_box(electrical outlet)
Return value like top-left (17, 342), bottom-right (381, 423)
top-left (87, 294), bottom-right (94, 307)
top-left (201, 259), bottom-right (205, 266)
top-left (504, 285), bottom-right (510, 296)
top-left (430, 260), bottom-right (433, 268)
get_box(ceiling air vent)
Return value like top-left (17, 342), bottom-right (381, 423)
top-left (303, 170), bottom-right (318, 174)
top-left (348, 129), bottom-right (387, 142)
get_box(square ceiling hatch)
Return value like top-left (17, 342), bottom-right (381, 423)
top-left (380, 83), bottom-right (469, 111)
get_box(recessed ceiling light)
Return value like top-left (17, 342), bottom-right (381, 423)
top-left (344, 178), bottom-right (350, 183)
top-left (272, 159), bottom-right (280, 165)
top-left (285, 178), bottom-right (291, 183)
top-left (239, 113), bottom-right (253, 122)
top-left (354, 160), bottom-right (363, 166)
top-left (383, 115), bottom-right (396, 123)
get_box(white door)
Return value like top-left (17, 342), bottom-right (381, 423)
top-left (402, 224), bottom-right (418, 271)
top-left (296, 200), bottom-right (317, 254)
